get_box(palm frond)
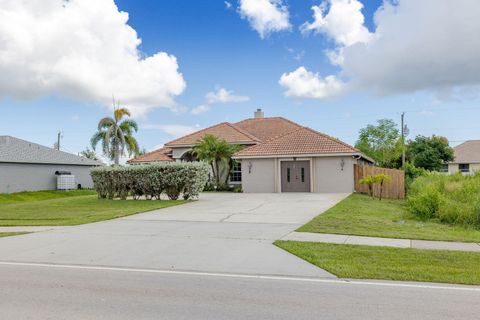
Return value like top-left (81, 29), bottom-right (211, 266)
top-left (119, 119), bottom-right (138, 132)
top-left (97, 117), bottom-right (115, 130)
top-left (114, 108), bottom-right (131, 121)
top-left (90, 131), bottom-right (106, 150)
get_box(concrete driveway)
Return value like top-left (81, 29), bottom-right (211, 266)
top-left (0, 193), bottom-right (347, 278)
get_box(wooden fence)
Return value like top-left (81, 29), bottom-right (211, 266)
top-left (354, 165), bottom-right (405, 199)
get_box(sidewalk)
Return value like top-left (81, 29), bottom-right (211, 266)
top-left (282, 232), bottom-right (480, 252)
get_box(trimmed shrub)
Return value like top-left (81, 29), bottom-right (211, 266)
top-left (90, 162), bottom-right (209, 200)
top-left (407, 172), bottom-right (480, 228)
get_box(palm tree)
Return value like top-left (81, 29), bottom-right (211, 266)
top-left (80, 147), bottom-right (99, 161)
top-left (91, 106), bottom-right (139, 165)
top-left (192, 134), bottom-right (241, 186)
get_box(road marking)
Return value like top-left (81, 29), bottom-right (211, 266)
top-left (0, 261), bottom-right (479, 292)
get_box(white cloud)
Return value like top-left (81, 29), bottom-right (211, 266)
top-left (0, 0), bottom-right (186, 116)
top-left (284, 0), bottom-right (480, 100)
top-left (190, 87), bottom-right (249, 115)
top-left (141, 124), bottom-right (201, 137)
top-left (224, 1), bottom-right (232, 9)
top-left (301, 0), bottom-right (372, 47)
top-left (205, 87), bottom-right (250, 104)
top-left (279, 67), bottom-right (344, 99)
top-left (191, 105), bottom-right (211, 115)
top-left (238, 0), bottom-right (291, 38)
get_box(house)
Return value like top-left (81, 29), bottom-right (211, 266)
top-left (0, 136), bottom-right (103, 193)
top-left (447, 140), bottom-right (480, 174)
top-left (128, 109), bottom-right (373, 193)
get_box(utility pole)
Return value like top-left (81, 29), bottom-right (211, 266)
top-left (401, 112), bottom-right (405, 170)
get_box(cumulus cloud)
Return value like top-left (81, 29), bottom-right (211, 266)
top-left (282, 0), bottom-right (480, 100)
top-left (279, 67), bottom-right (344, 99)
top-left (191, 105), bottom-right (211, 115)
top-left (191, 87), bottom-right (249, 115)
top-left (238, 0), bottom-right (291, 38)
top-left (300, 0), bottom-right (372, 47)
top-left (205, 87), bottom-right (250, 104)
top-left (141, 124), bottom-right (201, 137)
top-left (0, 0), bottom-right (186, 116)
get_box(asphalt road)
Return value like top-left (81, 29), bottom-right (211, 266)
top-left (2, 262), bottom-right (480, 320)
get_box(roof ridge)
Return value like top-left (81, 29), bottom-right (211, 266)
top-left (301, 126), bottom-right (359, 152)
top-left (224, 122), bottom-right (261, 142)
top-left (235, 126), bottom-right (306, 155)
top-left (165, 121), bottom-right (258, 146)
top-left (164, 122), bottom-right (226, 146)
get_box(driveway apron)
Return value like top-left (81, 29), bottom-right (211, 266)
top-left (0, 193), bottom-right (348, 278)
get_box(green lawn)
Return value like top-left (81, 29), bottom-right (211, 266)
top-left (0, 191), bottom-right (188, 226)
top-left (0, 232), bottom-right (28, 237)
top-left (298, 193), bottom-right (480, 242)
top-left (275, 241), bottom-right (480, 285)
top-left (0, 189), bottom-right (96, 204)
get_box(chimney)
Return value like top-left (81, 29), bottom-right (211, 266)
top-left (254, 108), bottom-right (264, 118)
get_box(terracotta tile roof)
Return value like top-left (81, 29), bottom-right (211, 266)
top-left (234, 127), bottom-right (359, 157)
top-left (127, 147), bottom-right (173, 163)
top-left (452, 140), bottom-right (480, 163)
top-left (235, 117), bottom-right (302, 142)
top-left (165, 122), bottom-right (259, 147)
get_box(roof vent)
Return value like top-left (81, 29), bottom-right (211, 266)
top-left (254, 108), bottom-right (264, 118)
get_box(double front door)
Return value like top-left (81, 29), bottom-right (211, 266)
top-left (281, 161), bottom-right (311, 192)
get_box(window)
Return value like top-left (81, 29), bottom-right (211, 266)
top-left (287, 168), bottom-right (290, 183)
top-left (301, 167), bottom-right (305, 182)
top-left (459, 164), bottom-right (470, 173)
top-left (230, 161), bottom-right (242, 182)
top-left (439, 164), bottom-right (448, 173)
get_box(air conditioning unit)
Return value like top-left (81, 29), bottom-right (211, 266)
top-left (56, 172), bottom-right (76, 190)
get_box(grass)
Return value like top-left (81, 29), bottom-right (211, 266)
top-left (0, 232), bottom-right (28, 237)
top-left (298, 193), bottom-right (480, 242)
top-left (0, 189), bottom-right (96, 204)
top-left (275, 241), bottom-right (480, 285)
top-left (0, 191), bottom-right (188, 226)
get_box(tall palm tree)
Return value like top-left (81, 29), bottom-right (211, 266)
top-left (91, 106), bottom-right (139, 165)
top-left (192, 134), bottom-right (241, 186)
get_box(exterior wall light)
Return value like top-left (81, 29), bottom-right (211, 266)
top-left (340, 159), bottom-right (345, 171)
top-left (248, 161), bottom-right (253, 174)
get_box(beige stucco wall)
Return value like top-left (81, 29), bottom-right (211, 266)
top-left (448, 163), bottom-right (480, 174)
top-left (171, 147), bottom-right (192, 160)
top-left (239, 156), bottom-right (356, 193)
top-left (240, 158), bottom-right (276, 193)
top-left (313, 156), bottom-right (355, 193)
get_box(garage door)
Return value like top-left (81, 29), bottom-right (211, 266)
top-left (281, 161), bottom-right (311, 192)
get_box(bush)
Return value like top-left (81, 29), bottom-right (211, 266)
top-left (404, 162), bottom-right (428, 192)
top-left (407, 172), bottom-right (480, 228)
top-left (90, 162), bottom-right (209, 200)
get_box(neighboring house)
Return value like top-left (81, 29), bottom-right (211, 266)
top-left (0, 136), bottom-right (103, 193)
top-left (128, 109), bottom-right (373, 193)
top-left (447, 140), bottom-right (480, 174)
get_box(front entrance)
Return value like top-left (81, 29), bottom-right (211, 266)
top-left (281, 161), bottom-right (311, 192)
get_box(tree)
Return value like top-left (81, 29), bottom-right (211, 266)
top-left (359, 175), bottom-right (376, 198)
top-left (192, 134), bottom-right (241, 187)
top-left (407, 135), bottom-right (454, 171)
top-left (80, 147), bottom-right (99, 161)
top-left (376, 173), bottom-right (391, 201)
top-left (355, 119), bottom-right (402, 168)
top-left (90, 106), bottom-right (140, 165)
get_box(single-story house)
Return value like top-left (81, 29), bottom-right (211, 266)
top-left (0, 135), bottom-right (103, 193)
top-left (128, 109), bottom-right (373, 193)
top-left (447, 140), bottom-right (480, 174)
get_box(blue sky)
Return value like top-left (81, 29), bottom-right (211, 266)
top-left (1, 0), bottom-right (479, 159)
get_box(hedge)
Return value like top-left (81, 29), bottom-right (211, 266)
top-left (90, 162), bottom-right (209, 200)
